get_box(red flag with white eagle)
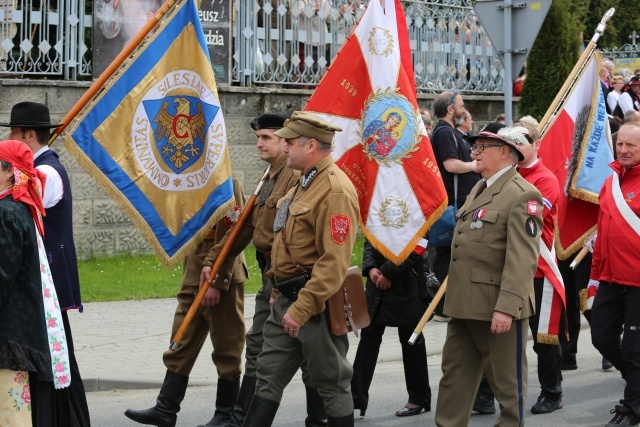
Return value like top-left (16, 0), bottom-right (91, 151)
top-left (538, 50), bottom-right (614, 260)
top-left (304, 0), bottom-right (447, 264)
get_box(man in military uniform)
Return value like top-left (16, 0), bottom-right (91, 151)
top-left (125, 177), bottom-right (248, 427)
top-left (435, 123), bottom-right (543, 427)
top-left (201, 113), bottom-right (327, 427)
top-left (241, 112), bottom-right (359, 427)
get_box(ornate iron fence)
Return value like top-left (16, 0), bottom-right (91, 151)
top-left (0, 0), bottom-right (505, 92)
top-left (0, 0), bottom-right (91, 78)
top-left (602, 31), bottom-right (640, 72)
top-left (232, 0), bottom-right (504, 93)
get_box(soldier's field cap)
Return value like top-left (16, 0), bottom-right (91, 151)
top-left (274, 111), bottom-right (342, 144)
top-left (251, 112), bottom-right (290, 130)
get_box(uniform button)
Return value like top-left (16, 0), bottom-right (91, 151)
top-left (224, 279), bottom-right (229, 284)
top-left (489, 277), bottom-right (494, 283)
top-left (457, 230), bottom-right (462, 234)
top-left (453, 257), bottom-right (458, 261)
top-left (454, 243), bottom-right (459, 248)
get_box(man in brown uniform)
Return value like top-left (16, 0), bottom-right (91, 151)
top-left (241, 112), bottom-right (359, 427)
top-left (125, 176), bottom-right (248, 427)
top-left (201, 113), bottom-right (327, 427)
top-left (435, 123), bottom-right (543, 427)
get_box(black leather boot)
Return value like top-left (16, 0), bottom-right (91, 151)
top-left (223, 375), bottom-right (257, 427)
top-left (198, 377), bottom-right (240, 426)
top-left (327, 414), bottom-right (354, 427)
top-left (242, 395), bottom-right (279, 427)
top-left (124, 370), bottom-right (189, 427)
top-left (305, 387), bottom-right (328, 427)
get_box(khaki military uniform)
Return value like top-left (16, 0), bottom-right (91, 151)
top-left (435, 167), bottom-right (542, 427)
top-left (255, 155), bottom-right (359, 417)
top-left (203, 155), bottom-right (299, 377)
top-left (163, 176), bottom-right (248, 381)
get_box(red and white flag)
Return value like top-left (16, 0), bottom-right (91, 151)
top-left (304, 0), bottom-right (447, 263)
top-left (538, 51), bottom-right (614, 259)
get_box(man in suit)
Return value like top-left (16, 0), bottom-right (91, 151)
top-left (435, 123), bottom-right (543, 427)
top-left (2, 101), bottom-right (91, 426)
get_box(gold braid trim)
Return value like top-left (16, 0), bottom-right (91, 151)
top-left (536, 333), bottom-right (559, 345)
top-left (579, 288), bottom-right (589, 313)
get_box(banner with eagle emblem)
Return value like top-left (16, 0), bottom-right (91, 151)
top-left (538, 50), bottom-right (614, 259)
top-left (303, 0), bottom-right (447, 264)
top-left (63, 0), bottom-right (234, 267)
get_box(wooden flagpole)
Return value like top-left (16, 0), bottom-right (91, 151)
top-left (408, 277), bottom-right (447, 345)
top-left (538, 8), bottom-right (615, 137)
top-left (170, 167), bottom-right (271, 350)
top-left (49, 0), bottom-right (180, 145)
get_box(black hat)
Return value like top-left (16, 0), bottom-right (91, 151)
top-left (0, 102), bottom-right (62, 129)
top-left (251, 113), bottom-right (290, 131)
top-left (468, 122), bottom-right (526, 161)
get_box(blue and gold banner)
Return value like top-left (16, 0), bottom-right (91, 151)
top-left (64, 0), bottom-right (233, 267)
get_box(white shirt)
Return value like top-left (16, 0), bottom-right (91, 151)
top-left (607, 90), bottom-right (621, 113)
top-left (34, 146), bottom-right (64, 209)
top-left (617, 91), bottom-right (638, 115)
top-left (485, 165), bottom-right (514, 189)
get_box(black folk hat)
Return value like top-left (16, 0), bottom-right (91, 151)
top-left (0, 102), bottom-right (62, 129)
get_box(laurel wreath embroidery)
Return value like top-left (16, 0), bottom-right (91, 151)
top-left (379, 197), bottom-right (409, 228)
top-left (368, 26), bottom-right (394, 57)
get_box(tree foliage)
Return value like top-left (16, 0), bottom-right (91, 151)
top-left (518, 0), bottom-right (584, 120)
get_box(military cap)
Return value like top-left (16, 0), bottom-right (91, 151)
top-left (250, 112), bottom-right (290, 130)
top-left (468, 122), bottom-right (527, 161)
top-left (274, 111), bottom-right (342, 144)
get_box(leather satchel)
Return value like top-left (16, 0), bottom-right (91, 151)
top-left (326, 266), bottom-right (370, 337)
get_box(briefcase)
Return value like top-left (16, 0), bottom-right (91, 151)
top-left (325, 266), bottom-right (370, 337)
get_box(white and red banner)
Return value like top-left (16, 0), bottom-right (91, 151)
top-left (304, 0), bottom-right (447, 263)
top-left (537, 239), bottom-right (566, 344)
top-left (538, 51), bottom-right (614, 259)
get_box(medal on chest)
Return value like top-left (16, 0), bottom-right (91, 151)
top-left (273, 198), bottom-right (290, 232)
top-left (470, 208), bottom-right (486, 230)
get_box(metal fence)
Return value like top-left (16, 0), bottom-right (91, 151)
top-left (0, 0), bottom-right (505, 93)
top-left (232, 0), bottom-right (505, 93)
top-left (0, 0), bottom-right (91, 79)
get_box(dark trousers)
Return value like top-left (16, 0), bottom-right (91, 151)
top-left (433, 245), bottom-right (451, 315)
top-left (351, 325), bottom-right (431, 411)
top-left (591, 283), bottom-right (640, 416)
top-left (529, 278), bottom-right (563, 400)
top-left (558, 253), bottom-right (592, 363)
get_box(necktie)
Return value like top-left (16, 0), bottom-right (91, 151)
top-left (477, 181), bottom-right (487, 197)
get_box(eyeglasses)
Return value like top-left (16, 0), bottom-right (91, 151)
top-left (471, 143), bottom-right (504, 153)
top-left (447, 90), bottom-right (460, 107)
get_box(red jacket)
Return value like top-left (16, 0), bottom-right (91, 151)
top-left (591, 160), bottom-right (640, 287)
top-left (518, 159), bottom-right (560, 278)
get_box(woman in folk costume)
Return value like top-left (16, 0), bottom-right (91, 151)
top-left (0, 140), bottom-right (72, 426)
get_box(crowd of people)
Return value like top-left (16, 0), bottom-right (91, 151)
top-left (4, 67), bottom-right (640, 427)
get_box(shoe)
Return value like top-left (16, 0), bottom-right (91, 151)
top-left (561, 360), bottom-right (578, 371)
top-left (124, 370), bottom-right (188, 427)
top-left (531, 396), bottom-right (563, 414)
top-left (395, 403), bottom-right (430, 417)
top-left (433, 315), bottom-right (450, 322)
top-left (603, 357), bottom-right (614, 371)
top-left (606, 405), bottom-right (640, 426)
top-left (473, 395), bottom-right (496, 415)
top-left (354, 409), bottom-right (366, 417)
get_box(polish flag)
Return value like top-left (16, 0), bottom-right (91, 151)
top-left (304, 0), bottom-right (447, 264)
top-left (538, 51), bottom-right (614, 259)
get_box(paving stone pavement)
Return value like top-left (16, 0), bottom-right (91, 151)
top-left (69, 296), bottom-right (451, 392)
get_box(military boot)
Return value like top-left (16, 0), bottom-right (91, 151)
top-left (305, 387), bottom-right (328, 427)
top-left (242, 395), bottom-right (279, 427)
top-left (222, 375), bottom-right (257, 427)
top-left (327, 414), bottom-right (354, 427)
top-left (197, 377), bottom-right (240, 426)
top-left (124, 370), bottom-right (189, 427)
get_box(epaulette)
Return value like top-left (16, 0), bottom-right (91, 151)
top-left (328, 165), bottom-right (346, 194)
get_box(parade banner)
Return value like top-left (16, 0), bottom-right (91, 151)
top-left (304, 0), bottom-right (447, 264)
top-left (64, 0), bottom-right (234, 268)
top-left (538, 51), bottom-right (614, 259)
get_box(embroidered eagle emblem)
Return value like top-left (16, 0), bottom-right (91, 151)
top-left (153, 98), bottom-right (207, 169)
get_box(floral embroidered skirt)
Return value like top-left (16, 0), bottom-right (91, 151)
top-left (0, 369), bottom-right (32, 426)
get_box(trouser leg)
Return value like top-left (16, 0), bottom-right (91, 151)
top-left (435, 319), bottom-right (483, 426)
top-left (244, 273), bottom-right (272, 377)
top-left (591, 283), bottom-right (626, 376)
top-left (398, 326), bottom-right (431, 408)
top-left (530, 278), bottom-right (563, 400)
top-left (350, 324), bottom-right (384, 412)
top-left (62, 311), bottom-right (91, 426)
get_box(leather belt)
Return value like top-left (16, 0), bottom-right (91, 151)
top-left (273, 272), bottom-right (310, 301)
